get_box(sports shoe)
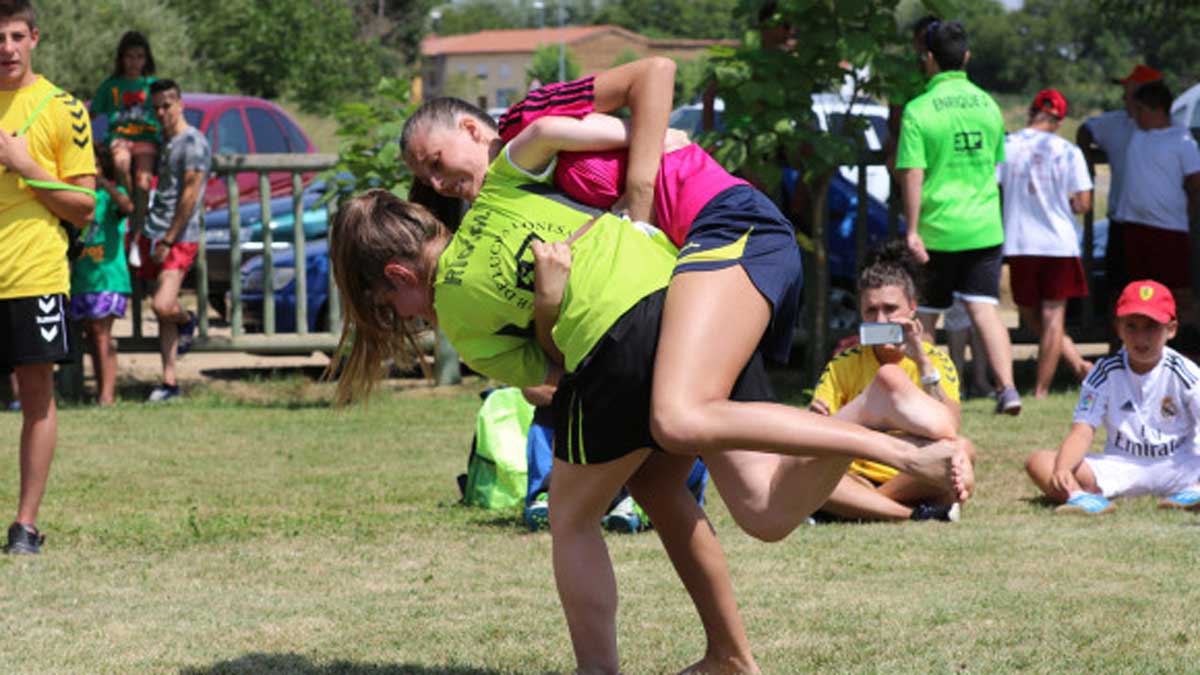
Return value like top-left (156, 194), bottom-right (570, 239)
top-left (995, 386), bottom-right (1022, 416)
top-left (1055, 491), bottom-right (1115, 515)
top-left (5, 400), bottom-right (18, 412)
top-left (602, 495), bottom-right (643, 533)
top-left (909, 502), bottom-right (961, 522)
top-left (1158, 487), bottom-right (1200, 511)
top-left (523, 493), bottom-right (550, 531)
top-left (147, 384), bottom-right (181, 402)
top-left (177, 311), bottom-right (197, 356)
top-left (4, 522), bottom-right (44, 555)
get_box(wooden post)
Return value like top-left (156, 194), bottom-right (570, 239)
top-left (808, 173), bottom-right (833, 386)
top-left (292, 173), bottom-right (309, 334)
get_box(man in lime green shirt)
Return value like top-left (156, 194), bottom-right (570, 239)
top-left (895, 19), bottom-right (1021, 415)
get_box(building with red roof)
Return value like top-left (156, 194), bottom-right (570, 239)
top-left (419, 25), bottom-right (733, 109)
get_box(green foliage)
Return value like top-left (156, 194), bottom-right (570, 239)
top-left (611, 47), bottom-right (641, 68)
top-left (708, 0), bottom-right (930, 183)
top-left (322, 77), bottom-right (416, 202)
top-left (34, 0), bottom-right (205, 101)
top-left (593, 0), bottom-right (750, 39)
top-left (526, 43), bottom-right (581, 86)
top-left (674, 54), bottom-right (713, 104)
top-left (166, 0), bottom-right (392, 113)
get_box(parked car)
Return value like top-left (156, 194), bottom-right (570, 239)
top-left (93, 93), bottom-right (324, 303)
top-left (1170, 82), bottom-right (1200, 142)
top-left (668, 94), bottom-right (892, 203)
top-left (671, 95), bottom-right (898, 285)
top-left (239, 238), bottom-right (332, 335)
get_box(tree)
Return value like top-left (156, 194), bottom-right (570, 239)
top-left (165, 0), bottom-right (393, 113)
top-left (35, 0), bottom-right (204, 101)
top-left (592, 0), bottom-right (750, 39)
top-left (526, 43), bottom-right (581, 86)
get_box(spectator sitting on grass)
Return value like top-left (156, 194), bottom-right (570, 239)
top-left (810, 240), bottom-right (975, 522)
top-left (1025, 280), bottom-right (1200, 515)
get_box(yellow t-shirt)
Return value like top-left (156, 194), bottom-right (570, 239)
top-left (0, 76), bottom-right (96, 299)
top-left (812, 342), bottom-right (960, 483)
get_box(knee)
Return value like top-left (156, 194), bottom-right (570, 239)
top-left (739, 515), bottom-right (793, 543)
top-left (650, 402), bottom-right (710, 455)
top-left (1024, 450), bottom-right (1051, 478)
top-left (874, 364), bottom-right (912, 393)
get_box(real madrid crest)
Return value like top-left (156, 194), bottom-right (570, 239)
top-left (1161, 396), bottom-right (1178, 419)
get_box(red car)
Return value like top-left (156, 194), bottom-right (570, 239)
top-left (91, 92), bottom-right (316, 209)
top-left (180, 93), bottom-right (316, 210)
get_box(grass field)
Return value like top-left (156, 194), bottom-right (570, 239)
top-left (2, 372), bottom-right (1199, 673)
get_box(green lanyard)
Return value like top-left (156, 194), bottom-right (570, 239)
top-left (15, 85), bottom-right (98, 200)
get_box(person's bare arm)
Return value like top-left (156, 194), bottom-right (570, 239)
top-left (1050, 423), bottom-right (1095, 497)
top-left (900, 167), bottom-right (928, 263)
top-left (0, 131), bottom-right (95, 225)
top-left (590, 57), bottom-right (676, 221)
top-left (530, 239), bottom-right (571, 368)
top-left (97, 174), bottom-right (134, 216)
top-left (1070, 189), bottom-right (1093, 215)
top-left (153, 169), bottom-right (204, 261)
top-left (507, 114), bottom-right (689, 175)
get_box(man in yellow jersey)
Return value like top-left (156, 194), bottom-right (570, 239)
top-left (0, 0), bottom-right (96, 554)
top-left (811, 241), bottom-right (973, 522)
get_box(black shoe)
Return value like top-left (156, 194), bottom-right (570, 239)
top-left (910, 503), bottom-right (961, 522)
top-left (4, 522), bottom-right (44, 554)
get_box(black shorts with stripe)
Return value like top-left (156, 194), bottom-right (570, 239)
top-left (0, 293), bottom-right (72, 375)
top-left (552, 288), bottom-right (775, 465)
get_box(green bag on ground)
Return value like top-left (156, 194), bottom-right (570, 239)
top-left (460, 387), bottom-right (535, 509)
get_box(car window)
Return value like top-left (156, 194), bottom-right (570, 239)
top-left (216, 109), bottom-right (250, 154)
top-left (1190, 104), bottom-right (1200, 131)
top-left (826, 113), bottom-right (887, 151)
top-left (274, 111), bottom-right (310, 153)
top-left (184, 108), bottom-right (203, 130)
top-left (246, 107), bottom-right (289, 153)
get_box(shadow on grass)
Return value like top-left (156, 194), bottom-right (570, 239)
top-left (1020, 494), bottom-right (1060, 510)
top-left (201, 365), bottom-right (331, 382)
top-left (181, 653), bottom-right (509, 674)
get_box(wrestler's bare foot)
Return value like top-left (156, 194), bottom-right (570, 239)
top-left (678, 655), bottom-right (760, 675)
top-left (903, 438), bottom-right (974, 503)
top-left (849, 366), bottom-right (955, 439)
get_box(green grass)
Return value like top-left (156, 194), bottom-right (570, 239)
top-left (2, 374), bottom-right (1199, 673)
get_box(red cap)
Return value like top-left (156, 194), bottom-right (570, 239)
top-left (1031, 88), bottom-right (1068, 119)
top-left (1112, 64), bottom-right (1163, 85)
top-left (1116, 280), bottom-right (1175, 323)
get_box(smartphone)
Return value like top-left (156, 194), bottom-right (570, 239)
top-left (859, 322), bottom-right (904, 346)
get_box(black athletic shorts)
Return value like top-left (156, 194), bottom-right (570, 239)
top-left (552, 288), bottom-right (776, 465)
top-left (920, 245), bottom-right (1003, 312)
top-left (0, 293), bottom-right (72, 375)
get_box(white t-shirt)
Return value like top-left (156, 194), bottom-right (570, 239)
top-left (1112, 124), bottom-right (1200, 233)
top-left (1074, 347), bottom-right (1200, 460)
top-left (1083, 110), bottom-right (1135, 217)
top-left (998, 128), bottom-right (1093, 257)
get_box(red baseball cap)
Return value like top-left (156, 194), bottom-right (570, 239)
top-left (1112, 64), bottom-right (1163, 85)
top-left (1116, 280), bottom-right (1175, 323)
top-left (1031, 88), bottom-right (1068, 119)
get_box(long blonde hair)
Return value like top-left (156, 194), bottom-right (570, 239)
top-left (327, 189), bottom-right (449, 406)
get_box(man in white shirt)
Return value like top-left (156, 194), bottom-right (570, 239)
top-left (1115, 80), bottom-right (1200, 323)
top-left (998, 89), bottom-right (1094, 398)
top-left (1077, 64), bottom-right (1162, 309)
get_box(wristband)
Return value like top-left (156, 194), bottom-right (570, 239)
top-left (919, 370), bottom-right (941, 387)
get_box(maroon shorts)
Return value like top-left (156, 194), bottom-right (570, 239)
top-left (1006, 255), bottom-right (1088, 307)
top-left (131, 235), bottom-right (199, 281)
top-left (1124, 223), bottom-right (1189, 289)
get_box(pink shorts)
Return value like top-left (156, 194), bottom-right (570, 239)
top-left (1006, 255), bottom-right (1088, 307)
top-left (110, 138), bottom-right (158, 159)
top-left (132, 235), bottom-right (198, 281)
top-left (1124, 223), bottom-right (1189, 290)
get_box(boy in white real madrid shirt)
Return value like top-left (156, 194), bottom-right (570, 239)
top-left (1025, 280), bottom-right (1200, 514)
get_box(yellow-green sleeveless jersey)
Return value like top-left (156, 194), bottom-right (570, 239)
top-left (434, 146), bottom-right (677, 388)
